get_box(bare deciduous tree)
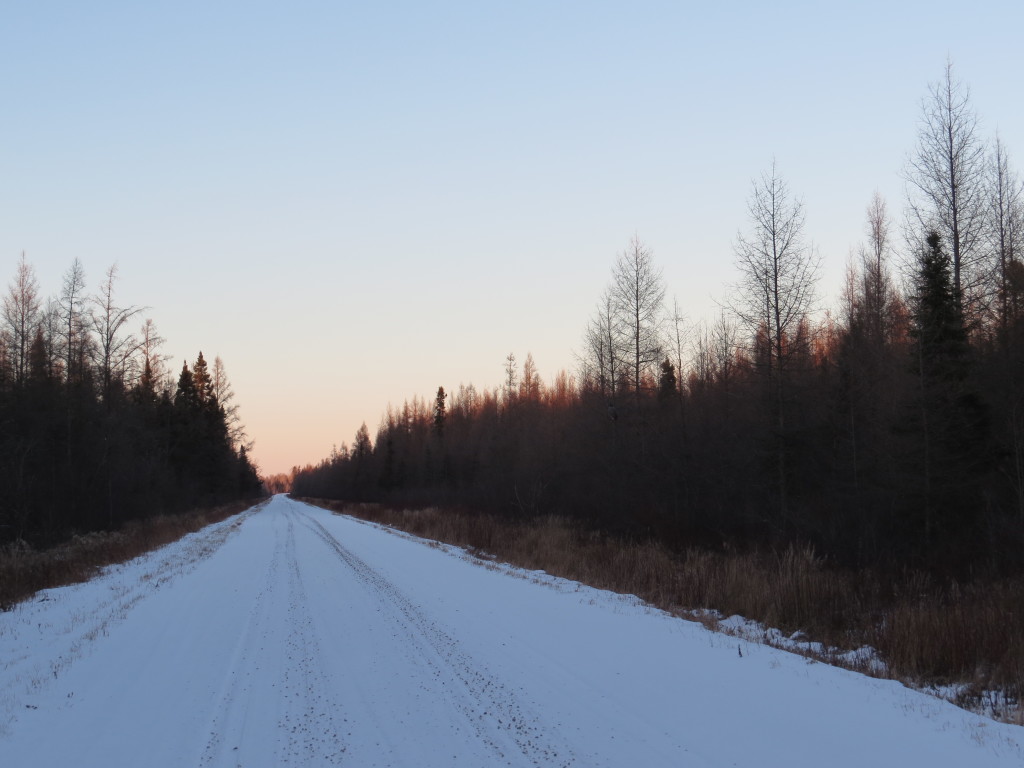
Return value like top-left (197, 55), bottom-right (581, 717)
top-left (732, 162), bottom-right (820, 516)
top-left (38, 300), bottom-right (64, 379)
top-left (732, 163), bottom-right (820, 383)
top-left (711, 311), bottom-right (741, 390)
top-left (58, 259), bottom-right (90, 385)
top-left (136, 318), bottom-right (168, 397)
top-left (611, 235), bottom-right (665, 405)
top-left (668, 297), bottom-right (688, 402)
top-left (519, 352), bottom-right (542, 402)
top-left (848, 192), bottom-right (903, 348)
top-left (212, 354), bottom-right (252, 451)
top-left (583, 288), bottom-right (624, 400)
top-left (904, 60), bottom-right (987, 320)
top-left (91, 264), bottom-right (144, 396)
top-left (503, 352), bottom-right (517, 408)
top-left (0, 329), bottom-right (10, 389)
top-left (2, 254), bottom-right (41, 386)
top-left (988, 136), bottom-right (1024, 340)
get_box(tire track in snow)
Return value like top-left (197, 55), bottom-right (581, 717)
top-left (198, 511), bottom-right (286, 766)
top-left (279, 508), bottom-right (349, 765)
top-left (292, 503), bottom-right (576, 768)
top-left (199, 507), bottom-right (348, 767)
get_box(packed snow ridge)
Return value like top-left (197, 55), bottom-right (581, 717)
top-left (1, 495), bottom-right (1021, 767)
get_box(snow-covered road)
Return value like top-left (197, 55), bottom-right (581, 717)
top-left (1, 495), bottom-right (1022, 767)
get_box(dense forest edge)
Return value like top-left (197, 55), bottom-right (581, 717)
top-left (0, 259), bottom-right (264, 563)
top-left (290, 64), bottom-right (1024, 715)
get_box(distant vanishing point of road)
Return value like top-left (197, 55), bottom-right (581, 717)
top-left (1, 495), bottom-right (1021, 767)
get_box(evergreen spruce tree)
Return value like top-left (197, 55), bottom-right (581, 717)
top-left (134, 358), bottom-right (157, 404)
top-left (192, 352), bottom-right (213, 404)
top-left (237, 444), bottom-right (261, 495)
top-left (174, 362), bottom-right (198, 409)
top-left (908, 231), bottom-right (989, 563)
top-left (912, 233), bottom-right (970, 386)
top-left (433, 386), bottom-right (447, 437)
top-left (658, 358), bottom-right (677, 401)
top-left (27, 327), bottom-right (51, 385)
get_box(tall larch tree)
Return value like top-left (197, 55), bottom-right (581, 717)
top-left (988, 136), bottom-right (1024, 344)
top-left (732, 163), bottom-right (820, 519)
top-left (212, 354), bottom-right (249, 450)
top-left (904, 60), bottom-right (987, 322)
top-left (57, 259), bottom-right (90, 386)
top-left (2, 254), bottom-right (41, 386)
top-left (91, 264), bottom-right (143, 399)
top-left (612, 236), bottom-right (665, 407)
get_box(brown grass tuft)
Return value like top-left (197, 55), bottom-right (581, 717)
top-left (0, 499), bottom-right (259, 610)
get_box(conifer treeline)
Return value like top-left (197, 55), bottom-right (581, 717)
top-left (0, 258), bottom-right (262, 547)
top-left (294, 65), bottom-right (1024, 577)
top-left (292, 230), bottom-right (1022, 576)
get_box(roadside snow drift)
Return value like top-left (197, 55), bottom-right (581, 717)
top-left (1, 495), bottom-right (1021, 767)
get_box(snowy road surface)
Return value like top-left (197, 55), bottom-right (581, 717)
top-left (1, 495), bottom-right (1022, 767)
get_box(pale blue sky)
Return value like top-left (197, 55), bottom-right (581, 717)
top-left (3, 2), bottom-right (1023, 475)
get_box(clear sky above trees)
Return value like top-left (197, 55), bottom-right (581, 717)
top-left (2, 1), bottom-right (1022, 474)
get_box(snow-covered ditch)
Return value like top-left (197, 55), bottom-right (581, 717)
top-left (698, 610), bottom-right (1020, 724)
